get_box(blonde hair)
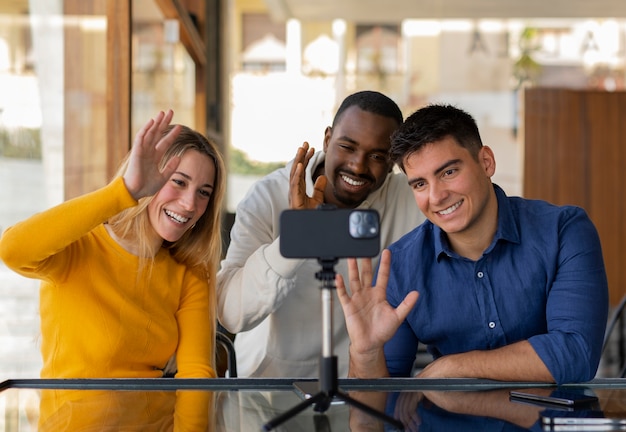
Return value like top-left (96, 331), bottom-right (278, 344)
top-left (107, 125), bottom-right (226, 373)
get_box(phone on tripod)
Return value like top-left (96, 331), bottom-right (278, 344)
top-left (264, 207), bottom-right (402, 431)
top-left (279, 207), bottom-right (380, 259)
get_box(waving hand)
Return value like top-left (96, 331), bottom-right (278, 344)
top-left (288, 142), bottom-right (326, 209)
top-left (123, 109), bottom-right (182, 201)
top-left (336, 249), bottom-right (418, 377)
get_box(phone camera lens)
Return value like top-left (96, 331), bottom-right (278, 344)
top-left (350, 212), bottom-right (362, 224)
top-left (350, 210), bottom-right (379, 239)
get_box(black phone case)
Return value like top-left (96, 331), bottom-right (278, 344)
top-left (279, 208), bottom-right (380, 259)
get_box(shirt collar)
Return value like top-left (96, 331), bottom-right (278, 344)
top-left (434, 184), bottom-right (520, 260)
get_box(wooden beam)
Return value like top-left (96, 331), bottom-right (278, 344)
top-left (154, 0), bottom-right (207, 65)
top-left (189, 0), bottom-right (207, 133)
top-left (106, 0), bottom-right (132, 178)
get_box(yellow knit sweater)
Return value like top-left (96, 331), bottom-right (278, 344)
top-left (0, 177), bottom-right (215, 378)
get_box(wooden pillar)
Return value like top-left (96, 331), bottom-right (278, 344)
top-left (64, 0), bottom-right (109, 198)
top-left (106, 0), bottom-right (132, 179)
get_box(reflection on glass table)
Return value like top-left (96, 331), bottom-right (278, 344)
top-left (3, 378), bottom-right (626, 431)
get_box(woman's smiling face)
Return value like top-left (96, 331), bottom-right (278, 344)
top-left (147, 149), bottom-right (216, 244)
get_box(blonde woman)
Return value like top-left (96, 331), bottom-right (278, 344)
top-left (0, 109), bottom-right (225, 379)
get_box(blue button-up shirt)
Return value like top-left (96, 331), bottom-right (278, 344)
top-left (384, 184), bottom-right (608, 384)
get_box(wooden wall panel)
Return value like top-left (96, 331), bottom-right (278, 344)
top-left (524, 89), bottom-right (587, 207)
top-left (64, 0), bottom-right (108, 199)
top-left (619, 94), bottom-right (626, 304)
top-left (555, 92), bottom-right (587, 207)
top-left (588, 93), bottom-right (613, 293)
top-left (586, 92), bottom-right (626, 306)
top-left (524, 88), bottom-right (626, 305)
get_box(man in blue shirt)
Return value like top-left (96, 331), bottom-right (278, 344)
top-left (337, 104), bottom-right (608, 385)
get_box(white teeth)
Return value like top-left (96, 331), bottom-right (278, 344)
top-left (438, 201), bottom-right (462, 215)
top-left (165, 209), bottom-right (190, 224)
top-left (341, 175), bottom-right (365, 186)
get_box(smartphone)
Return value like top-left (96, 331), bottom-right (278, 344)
top-left (541, 415), bottom-right (626, 431)
top-left (293, 381), bottom-right (344, 405)
top-left (541, 411), bottom-right (626, 431)
top-left (293, 380), bottom-right (319, 400)
top-left (510, 389), bottom-right (599, 409)
top-left (279, 208), bottom-right (380, 259)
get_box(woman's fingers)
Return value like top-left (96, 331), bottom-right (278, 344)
top-left (123, 110), bottom-right (179, 200)
top-left (141, 111), bottom-right (166, 148)
top-left (132, 118), bottom-right (155, 149)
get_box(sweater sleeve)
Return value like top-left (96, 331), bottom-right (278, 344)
top-left (0, 177), bottom-right (137, 279)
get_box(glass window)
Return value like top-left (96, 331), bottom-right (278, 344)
top-left (132, 1), bottom-right (196, 132)
top-left (0, 0), bottom-right (198, 381)
top-left (0, 0), bottom-right (107, 380)
top-left (241, 13), bottom-right (286, 71)
top-left (356, 24), bottom-right (401, 75)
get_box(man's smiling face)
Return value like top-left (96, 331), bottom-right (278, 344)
top-left (404, 135), bottom-right (496, 238)
top-left (322, 106), bottom-right (397, 208)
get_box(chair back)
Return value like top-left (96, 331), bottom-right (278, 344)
top-left (216, 330), bottom-right (238, 378)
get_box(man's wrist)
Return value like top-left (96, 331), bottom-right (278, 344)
top-left (348, 345), bottom-right (388, 378)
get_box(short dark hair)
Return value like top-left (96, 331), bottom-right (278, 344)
top-left (332, 90), bottom-right (403, 127)
top-left (390, 104), bottom-right (483, 171)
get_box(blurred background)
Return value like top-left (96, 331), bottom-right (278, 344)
top-left (1, 0), bottom-right (625, 381)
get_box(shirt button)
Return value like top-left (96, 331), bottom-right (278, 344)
top-left (488, 321), bottom-right (496, 329)
top-left (477, 271), bottom-right (484, 278)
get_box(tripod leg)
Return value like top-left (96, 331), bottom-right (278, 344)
top-left (334, 390), bottom-right (405, 431)
top-left (313, 395), bottom-right (332, 413)
top-left (262, 391), bottom-right (329, 431)
top-left (313, 413), bottom-right (332, 432)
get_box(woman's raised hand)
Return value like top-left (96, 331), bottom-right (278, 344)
top-left (123, 110), bottom-right (182, 200)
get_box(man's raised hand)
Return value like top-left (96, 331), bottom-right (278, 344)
top-left (336, 249), bottom-right (419, 355)
top-left (288, 142), bottom-right (326, 209)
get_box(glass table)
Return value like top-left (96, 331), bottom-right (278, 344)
top-left (3, 377), bottom-right (626, 431)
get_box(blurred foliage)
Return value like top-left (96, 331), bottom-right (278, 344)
top-left (229, 146), bottom-right (286, 175)
top-left (0, 127), bottom-right (42, 159)
top-left (513, 27), bottom-right (542, 88)
top-left (0, 128), bottom-right (290, 175)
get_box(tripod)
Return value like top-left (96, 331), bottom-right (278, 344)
top-left (262, 258), bottom-right (404, 431)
